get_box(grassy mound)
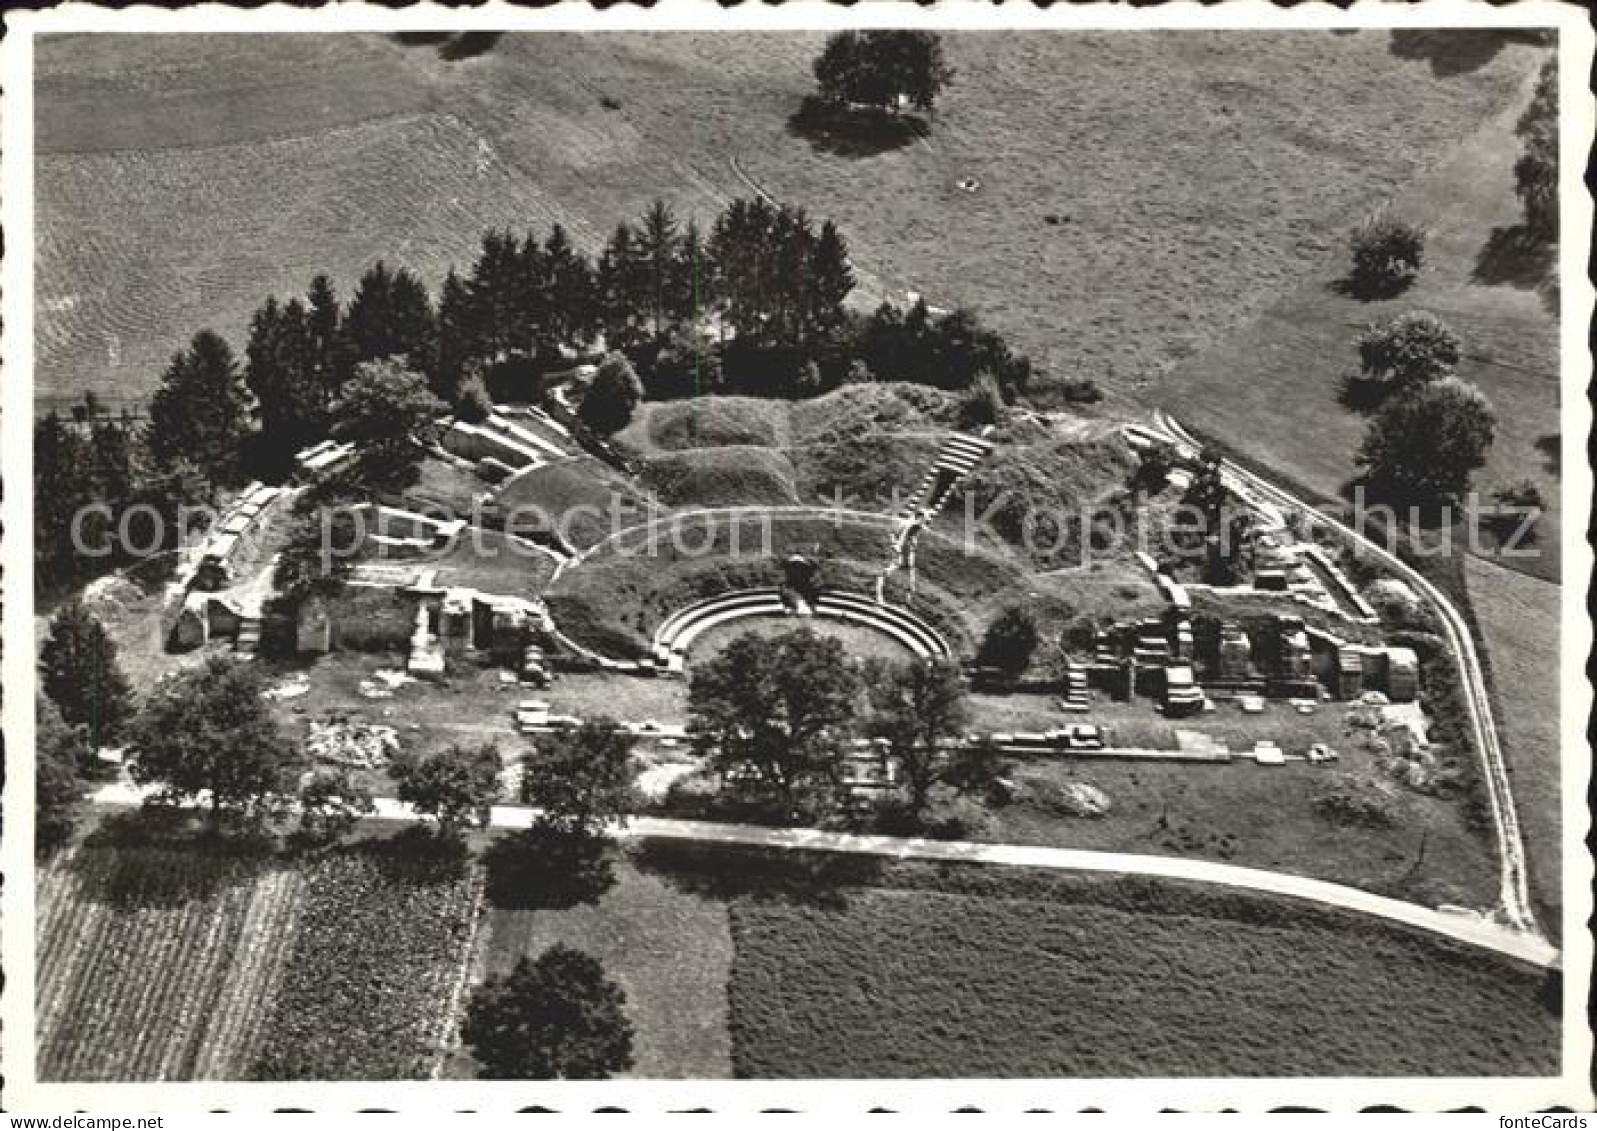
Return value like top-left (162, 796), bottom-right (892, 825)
top-left (940, 423), bottom-right (1138, 568)
top-left (791, 431), bottom-right (942, 509)
top-left (625, 397), bottom-right (790, 454)
top-left (639, 447), bottom-right (801, 507)
top-left (788, 382), bottom-right (960, 444)
top-left (495, 457), bottom-right (650, 551)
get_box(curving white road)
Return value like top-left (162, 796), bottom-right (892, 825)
top-left (1148, 411), bottom-right (1542, 941)
top-left (87, 781), bottom-right (1557, 968)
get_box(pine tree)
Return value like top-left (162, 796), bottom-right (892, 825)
top-left (638, 200), bottom-right (682, 338)
top-left (597, 223), bottom-right (644, 351)
top-left (672, 220), bottom-right (712, 330)
top-left (342, 261), bottom-right (436, 372)
top-left (306, 273), bottom-right (349, 391)
top-left (808, 220), bottom-right (855, 335)
top-left (147, 330), bottom-right (253, 484)
top-left (433, 269), bottom-right (479, 404)
top-left (511, 232), bottom-right (549, 356)
top-left (543, 223), bottom-right (598, 349)
top-left (34, 412), bottom-right (92, 589)
top-left (39, 600), bottom-right (135, 750)
top-left (469, 231), bottom-right (521, 359)
top-left (246, 296), bottom-right (329, 465)
top-left (37, 696), bottom-right (89, 855)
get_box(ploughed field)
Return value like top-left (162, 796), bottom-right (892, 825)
top-left (36, 30), bottom-right (1531, 413)
top-left (38, 834), bottom-right (1558, 1081)
top-left (37, 833), bottom-right (481, 1081)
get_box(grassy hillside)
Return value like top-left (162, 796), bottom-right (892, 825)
top-left (36, 30), bottom-right (1532, 413)
top-left (1156, 45), bottom-right (1559, 581)
top-left (1465, 555), bottom-right (1563, 937)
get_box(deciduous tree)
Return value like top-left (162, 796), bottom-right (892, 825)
top-left (689, 628), bottom-right (862, 817)
top-left (520, 719), bottom-right (636, 839)
top-left (1356, 312), bottom-right (1461, 391)
top-left (128, 656), bottom-right (304, 828)
top-left (393, 743), bottom-right (502, 840)
top-left (578, 353), bottom-right (644, 435)
top-left (1357, 376), bottom-right (1496, 504)
top-left (865, 657), bottom-right (970, 815)
top-left (333, 358), bottom-right (447, 489)
top-left (813, 31), bottom-right (954, 115)
top-left (976, 606), bottom-right (1039, 680)
top-left (461, 944), bottom-right (635, 1079)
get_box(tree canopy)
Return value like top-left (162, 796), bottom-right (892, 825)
top-left (520, 719), bottom-right (636, 839)
top-left (813, 30), bottom-right (954, 114)
top-left (577, 354), bottom-right (645, 436)
top-left (865, 657), bottom-right (970, 815)
top-left (394, 743), bottom-right (503, 840)
top-left (1356, 376), bottom-right (1496, 504)
top-left (976, 606), bottom-right (1040, 680)
top-left (333, 357), bottom-right (447, 488)
top-left (461, 944), bottom-right (635, 1079)
top-left (127, 656), bottom-right (304, 827)
top-left (688, 628), bottom-right (863, 817)
top-left (39, 600), bottom-right (134, 750)
top-left (148, 330), bottom-right (253, 483)
top-left (37, 696), bottom-right (89, 855)
top-left (1356, 312), bottom-right (1461, 391)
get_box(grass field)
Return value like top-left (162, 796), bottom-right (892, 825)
top-left (620, 843), bottom-right (1556, 1079)
top-left (455, 858), bottom-right (735, 1079)
top-left (1464, 554), bottom-right (1563, 937)
top-left (35, 31), bottom-right (1534, 415)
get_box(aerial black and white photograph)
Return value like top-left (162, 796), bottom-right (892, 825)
top-left (1, 1), bottom-right (1591, 1113)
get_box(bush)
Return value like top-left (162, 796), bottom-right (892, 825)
top-left (976, 605), bottom-right (1040, 679)
top-left (1356, 312), bottom-right (1461, 390)
top-left (956, 373), bottom-right (1004, 430)
top-left (455, 375), bottom-right (493, 423)
top-left (1312, 772), bottom-right (1405, 828)
top-left (579, 354), bottom-right (645, 435)
top-left (1348, 215), bottom-right (1425, 297)
top-left (1056, 375), bottom-right (1104, 405)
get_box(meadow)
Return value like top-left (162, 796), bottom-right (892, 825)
top-left (727, 877), bottom-right (1557, 1078)
top-left (35, 30), bottom-right (1534, 416)
top-left (1155, 41), bottom-right (1559, 582)
top-left (629, 843), bottom-right (1557, 1079)
top-left (1464, 554), bottom-right (1563, 937)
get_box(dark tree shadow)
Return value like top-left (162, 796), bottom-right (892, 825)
top-left (367, 824), bottom-right (472, 884)
top-left (1337, 474), bottom-right (1459, 532)
top-left (1473, 224), bottom-right (1558, 289)
top-left (439, 32), bottom-right (504, 62)
top-left (1329, 272), bottom-right (1416, 302)
top-left (1336, 372), bottom-right (1392, 415)
top-left (628, 837), bottom-right (883, 910)
top-left (786, 96), bottom-right (928, 159)
top-left (1388, 29), bottom-right (1515, 76)
top-left (391, 32), bottom-right (454, 47)
top-left (483, 826), bottom-right (617, 910)
top-left (1535, 434), bottom-right (1562, 477)
top-left (72, 808), bottom-right (275, 909)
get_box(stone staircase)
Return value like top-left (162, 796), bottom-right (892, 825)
top-left (234, 615), bottom-right (262, 656)
top-left (1060, 661), bottom-right (1091, 713)
top-left (879, 429), bottom-right (996, 601)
